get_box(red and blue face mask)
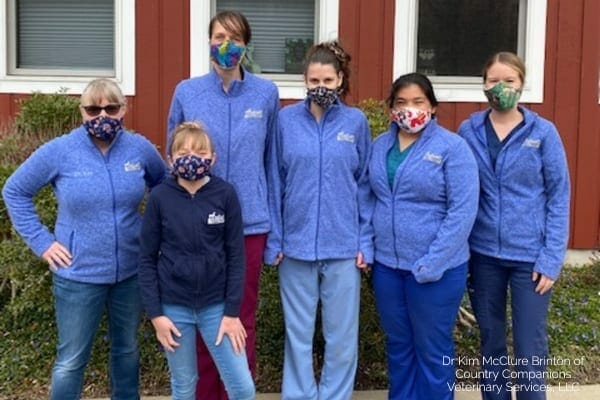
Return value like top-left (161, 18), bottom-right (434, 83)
top-left (84, 116), bottom-right (123, 141)
top-left (390, 106), bottom-right (432, 134)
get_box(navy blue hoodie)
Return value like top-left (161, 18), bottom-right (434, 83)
top-left (138, 176), bottom-right (245, 319)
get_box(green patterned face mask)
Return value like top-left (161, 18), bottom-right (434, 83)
top-left (483, 81), bottom-right (522, 111)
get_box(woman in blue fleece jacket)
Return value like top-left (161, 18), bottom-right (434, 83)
top-left (369, 72), bottom-right (479, 400)
top-left (265, 41), bottom-right (373, 400)
top-left (458, 52), bottom-right (570, 400)
top-left (166, 12), bottom-right (279, 399)
top-left (139, 122), bottom-right (254, 400)
top-left (1, 78), bottom-right (167, 400)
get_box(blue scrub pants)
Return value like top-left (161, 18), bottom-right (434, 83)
top-left (372, 261), bottom-right (467, 400)
top-left (278, 257), bottom-right (361, 400)
top-left (468, 252), bottom-right (551, 400)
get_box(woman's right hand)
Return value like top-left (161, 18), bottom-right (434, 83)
top-left (151, 316), bottom-right (181, 352)
top-left (42, 241), bottom-right (72, 271)
top-left (272, 252), bottom-right (284, 267)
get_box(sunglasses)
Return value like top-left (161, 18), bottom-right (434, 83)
top-left (81, 104), bottom-right (122, 117)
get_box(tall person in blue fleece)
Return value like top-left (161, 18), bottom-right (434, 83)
top-left (369, 72), bottom-right (479, 400)
top-left (458, 52), bottom-right (570, 400)
top-left (166, 10), bottom-right (279, 400)
top-left (1, 78), bottom-right (167, 400)
top-left (138, 122), bottom-right (255, 400)
top-left (265, 41), bottom-right (373, 400)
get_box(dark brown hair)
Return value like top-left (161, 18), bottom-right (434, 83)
top-left (386, 72), bottom-right (438, 112)
top-left (303, 40), bottom-right (352, 98)
top-left (209, 10), bottom-right (251, 45)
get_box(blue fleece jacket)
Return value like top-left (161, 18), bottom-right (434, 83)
top-left (138, 176), bottom-right (245, 319)
top-left (369, 119), bottom-right (479, 283)
top-left (265, 98), bottom-right (374, 264)
top-left (2, 127), bottom-right (167, 284)
top-left (458, 107), bottom-right (570, 280)
top-left (167, 68), bottom-right (280, 235)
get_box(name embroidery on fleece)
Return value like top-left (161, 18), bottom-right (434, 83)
top-left (124, 161), bottom-right (141, 172)
top-left (244, 109), bottom-right (263, 119)
top-left (337, 131), bottom-right (355, 143)
top-left (423, 151), bottom-right (443, 164)
top-left (207, 212), bottom-right (225, 225)
top-left (523, 138), bottom-right (541, 149)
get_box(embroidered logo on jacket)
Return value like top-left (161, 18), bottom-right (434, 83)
top-left (523, 138), bottom-right (541, 148)
top-left (124, 161), bottom-right (141, 171)
top-left (337, 131), bottom-right (355, 143)
top-left (207, 212), bottom-right (225, 225)
top-left (244, 109), bottom-right (263, 119)
top-left (423, 151), bottom-right (443, 164)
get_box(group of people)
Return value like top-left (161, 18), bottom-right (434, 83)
top-left (1, 9), bottom-right (570, 400)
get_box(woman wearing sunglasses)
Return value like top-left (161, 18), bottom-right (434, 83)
top-left (2, 78), bottom-right (167, 400)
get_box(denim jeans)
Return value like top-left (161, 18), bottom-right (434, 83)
top-left (50, 274), bottom-right (141, 400)
top-left (468, 253), bottom-right (551, 400)
top-left (278, 257), bottom-right (361, 400)
top-left (372, 262), bottom-right (467, 400)
top-left (162, 302), bottom-right (255, 400)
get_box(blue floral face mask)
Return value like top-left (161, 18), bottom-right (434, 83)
top-left (307, 86), bottom-right (339, 109)
top-left (172, 155), bottom-right (212, 181)
top-left (210, 40), bottom-right (246, 70)
top-left (84, 116), bottom-right (123, 141)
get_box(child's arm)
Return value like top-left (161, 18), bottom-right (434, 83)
top-left (139, 192), bottom-right (181, 351)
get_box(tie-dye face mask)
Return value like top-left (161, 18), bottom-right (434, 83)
top-left (210, 40), bottom-right (246, 70)
top-left (484, 81), bottom-right (522, 111)
top-left (390, 106), bottom-right (432, 134)
top-left (172, 155), bottom-right (212, 181)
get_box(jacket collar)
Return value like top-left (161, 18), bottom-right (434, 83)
top-left (209, 66), bottom-right (250, 97)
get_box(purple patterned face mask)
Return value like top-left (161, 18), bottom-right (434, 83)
top-left (307, 86), bottom-right (339, 109)
top-left (84, 116), bottom-right (123, 141)
top-left (210, 40), bottom-right (246, 70)
top-left (172, 155), bottom-right (212, 181)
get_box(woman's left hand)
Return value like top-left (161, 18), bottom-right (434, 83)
top-left (216, 316), bottom-right (247, 355)
top-left (532, 271), bottom-right (555, 295)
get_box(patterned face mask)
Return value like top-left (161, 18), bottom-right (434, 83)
top-left (172, 155), bottom-right (212, 181)
top-left (390, 106), bottom-right (432, 134)
top-left (307, 86), bottom-right (339, 109)
top-left (484, 81), bottom-right (522, 111)
top-left (210, 40), bottom-right (246, 70)
top-left (83, 116), bottom-right (123, 141)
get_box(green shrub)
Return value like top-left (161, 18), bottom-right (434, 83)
top-left (357, 98), bottom-right (389, 138)
top-left (0, 90), bottom-right (81, 165)
top-left (14, 90), bottom-right (81, 136)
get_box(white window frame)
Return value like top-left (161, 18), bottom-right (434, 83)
top-left (190, 0), bottom-right (339, 99)
top-left (0, 0), bottom-right (136, 95)
top-left (393, 0), bottom-right (547, 103)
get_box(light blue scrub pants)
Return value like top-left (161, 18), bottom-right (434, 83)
top-left (278, 257), bottom-right (361, 400)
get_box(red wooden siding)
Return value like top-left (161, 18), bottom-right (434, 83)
top-left (0, 0), bottom-right (598, 248)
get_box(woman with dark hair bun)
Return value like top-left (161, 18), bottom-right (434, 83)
top-left (265, 40), bottom-right (373, 400)
top-left (369, 72), bottom-right (479, 400)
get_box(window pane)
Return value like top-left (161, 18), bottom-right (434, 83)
top-left (416, 0), bottom-right (520, 77)
top-left (217, 0), bottom-right (315, 74)
top-left (17, 0), bottom-right (114, 70)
